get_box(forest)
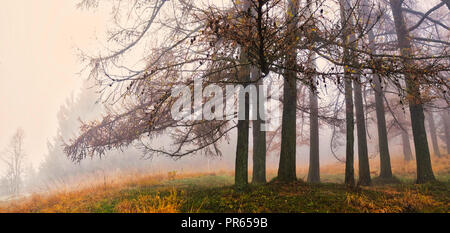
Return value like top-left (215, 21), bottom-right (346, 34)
top-left (0, 0), bottom-right (449, 214)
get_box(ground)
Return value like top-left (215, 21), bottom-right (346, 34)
top-left (0, 156), bottom-right (449, 213)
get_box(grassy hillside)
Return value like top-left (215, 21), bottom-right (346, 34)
top-left (1, 156), bottom-right (449, 213)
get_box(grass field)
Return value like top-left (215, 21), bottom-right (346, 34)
top-left (0, 156), bottom-right (449, 213)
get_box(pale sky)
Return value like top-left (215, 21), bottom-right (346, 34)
top-left (0, 1), bottom-right (109, 168)
top-left (0, 0), bottom-right (443, 172)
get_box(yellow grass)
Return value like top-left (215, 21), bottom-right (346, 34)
top-left (115, 189), bottom-right (183, 213)
top-left (0, 155), bottom-right (448, 213)
top-left (297, 154), bottom-right (450, 181)
top-left (343, 188), bottom-right (445, 213)
top-left (0, 171), bottom-right (215, 213)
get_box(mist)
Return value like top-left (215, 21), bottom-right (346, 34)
top-left (0, 0), bottom-right (448, 214)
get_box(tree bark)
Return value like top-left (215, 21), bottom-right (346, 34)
top-left (389, 0), bottom-right (435, 183)
top-left (307, 75), bottom-right (320, 183)
top-left (252, 69), bottom-right (267, 184)
top-left (373, 76), bottom-right (393, 179)
top-left (278, 69), bottom-right (297, 182)
top-left (425, 111), bottom-right (441, 158)
top-left (372, 76), bottom-right (393, 179)
top-left (344, 79), bottom-right (355, 187)
top-left (235, 101), bottom-right (249, 187)
top-left (277, 0), bottom-right (299, 183)
top-left (354, 78), bottom-right (372, 186)
top-left (306, 0), bottom-right (320, 184)
top-left (235, 51), bottom-right (250, 187)
top-left (401, 130), bottom-right (414, 161)
top-left (340, 0), bottom-right (355, 187)
top-left (442, 111), bottom-right (450, 154)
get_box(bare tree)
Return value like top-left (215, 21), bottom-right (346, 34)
top-left (1, 128), bottom-right (26, 196)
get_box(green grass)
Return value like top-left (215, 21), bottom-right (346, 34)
top-left (2, 173), bottom-right (448, 213)
top-left (95, 174), bottom-right (449, 213)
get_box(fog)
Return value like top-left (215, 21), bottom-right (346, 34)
top-left (0, 1), bottom-right (339, 168)
top-left (0, 1), bottom-right (109, 168)
top-left (0, 0), bottom-right (446, 199)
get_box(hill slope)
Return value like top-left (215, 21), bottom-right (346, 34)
top-left (1, 156), bottom-right (449, 213)
top-left (0, 171), bottom-right (448, 213)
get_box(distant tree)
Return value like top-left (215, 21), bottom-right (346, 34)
top-left (425, 111), bottom-right (441, 158)
top-left (38, 80), bottom-right (154, 185)
top-left (1, 128), bottom-right (26, 196)
top-left (440, 110), bottom-right (450, 154)
top-left (401, 131), bottom-right (414, 161)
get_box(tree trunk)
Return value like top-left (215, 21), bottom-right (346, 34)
top-left (278, 70), bottom-right (297, 182)
top-left (252, 69), bottom-right (267, 184)
top-left (373, 75), bottom-right (393, 179)
top-left (340, 0), bottom-right (355, 187)
top-left (401, 130), bottom-right (414, 161)
top-left (426, 111), bottom-right (441, 158)
top-left (344, 78), bottom-right (355, 187)
top-left (354, 78), bottom-right (371, 186)
top-left (235, 51), bottom-right (250, 187)
top-left (307, 75), bottom-right (320, 183)
top-left (277, 0), bottom-right (298, 183)
top-left (443, 111), bottom-right (450, 154)
top-left (306, 0), bottom-right (320, 184)
top-left (389, 0), bottom-right (435, 183)
top-left (235, 100), bottom-right (249, 187)
top-left (360, 0), bottom-right (393, 179)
